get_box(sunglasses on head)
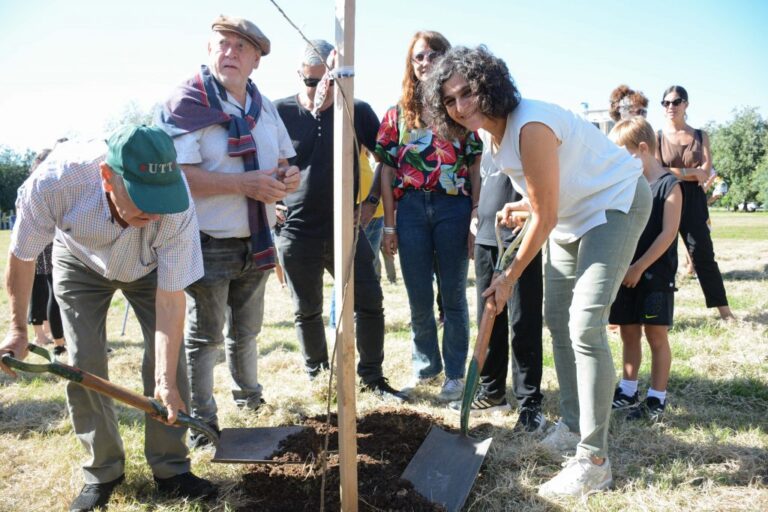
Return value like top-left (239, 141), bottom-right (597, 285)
top-left (411, 50), bottom-right (442, 64)
top-left (661, 98), bottom-right (685, 108)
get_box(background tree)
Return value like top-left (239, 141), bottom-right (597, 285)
top-left (0, 146), bottom-right (35, 212)
top-left (708, 107), bottom-right (767, 209)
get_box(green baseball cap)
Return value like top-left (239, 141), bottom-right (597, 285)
top-left (105, 124), bottom-right (189, 214)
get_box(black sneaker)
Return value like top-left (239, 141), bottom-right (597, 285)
top-left (627, 396), bottom-right (666, 423)
top-left (53, 345), bottom-right (67, 356)
top-left (235, 396), bottom-right (266, 411)
top-left (361, 377), bottom-right (409, 403)
top-left (154, 472), bottom-right (218, 500)
top-left (188, 419), bottom-right (221, 450)
top-left (514, 404), bottom-right (547, 433)
top-left (69, 474), bottom-right (124, 511)
top-left (448, 388), bottom-right (511, 415)
top-left (307, 361), bottom-right (330, 381)
top-left (612, 387), bottom-right (639, 410)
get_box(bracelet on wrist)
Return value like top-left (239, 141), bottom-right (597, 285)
top-left (383, 226), bottom-right (397, 234)
top-left (681, 168), bottom-right (687, 177)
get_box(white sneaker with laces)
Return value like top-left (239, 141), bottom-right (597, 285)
top-left (540, 420), bottom-right (580, 454)
top-left (437, 378), bottom-right (464, 402)
top-left (538, 456), bottom-right (612, 498)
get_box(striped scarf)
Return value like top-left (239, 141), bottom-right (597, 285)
top-left (159, 64), bottom-right (275, 270)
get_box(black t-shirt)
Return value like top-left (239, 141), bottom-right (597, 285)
top-left (631, 172), bottom-right (681, 291)
top-left (475, 165), bottom-right (520, 248)
top-left (275, 95), bottom-right (380, 240)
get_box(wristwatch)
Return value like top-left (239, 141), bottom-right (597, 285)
top-left (365, 194), bottom-right (380, 206)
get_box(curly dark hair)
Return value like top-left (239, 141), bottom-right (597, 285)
top-left (422, 45), bottom-right (521, 141)
top-left (608, 84), bottom-right (649, 122)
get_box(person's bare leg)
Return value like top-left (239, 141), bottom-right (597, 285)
top-left (620, 324), bottom-right (643, 381)
top-left (643, 325), bottom-right (671, 393)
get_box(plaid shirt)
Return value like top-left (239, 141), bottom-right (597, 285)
top-left (11, 139), bottom-right (203, 292)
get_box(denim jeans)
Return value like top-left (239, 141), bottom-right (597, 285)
top-left (52, 243), bottom-right (190, 483)
top-left (544, 177), bottom-right (651, 458)
top-left (396, 190), bottom-right (471, 380)
top-left (184, 234), bottom-right (270, 424)
top-left (276, 229), bottom-right (385, 383)
top-left (365, 216), bottom-right (385, 280)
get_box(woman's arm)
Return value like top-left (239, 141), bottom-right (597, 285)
top-left (483, 122), bottom-right (559, 312)
top-left (381, 163), bottom-right (398, 255)
top-left (621, 183), bottom-right (683, 288)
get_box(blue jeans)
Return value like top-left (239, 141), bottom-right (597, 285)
top-left (365, 216), bottom-right (384, 279)
top-left (276, 229), bottom-right (385, 383)
top-left (184, 234), bottom-right (270, 424)
top-left (396, 190), bottom-right (471, 380)
top-left (544, 177), bottom-right (652, 458)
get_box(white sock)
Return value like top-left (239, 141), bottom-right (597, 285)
top-left (646, 388), bottom-right (667, 403)
top-left (619, 379), bottom-right (638, 396)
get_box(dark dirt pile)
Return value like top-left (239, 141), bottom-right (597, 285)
top-left (237, 407), bottom-right (449, 511)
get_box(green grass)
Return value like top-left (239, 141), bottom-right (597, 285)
top-left (1, 210), bottom-right (767, 511)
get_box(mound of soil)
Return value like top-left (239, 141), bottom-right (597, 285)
top-left (238, 407), bottom-right (448, 511)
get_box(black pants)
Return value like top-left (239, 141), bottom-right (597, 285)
top-left (679, 182), bottom-right (728, 308)
top-left (276, 229), bottom-right (385, 384)
top-left (28, 273), bottom-right (64, 339)
top-left (475, 244), bottom-right (543, 407)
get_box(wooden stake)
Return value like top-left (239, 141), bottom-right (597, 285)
top-left (334, 1), bottom-right (358, 510)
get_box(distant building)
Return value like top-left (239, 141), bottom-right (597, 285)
top-left (578, 102), bottom-right (614, 135)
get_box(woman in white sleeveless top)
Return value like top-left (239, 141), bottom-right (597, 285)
top-left (423, 46), bottom-right (652, 499)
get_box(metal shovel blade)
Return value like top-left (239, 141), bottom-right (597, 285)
top-left (402, 426), bottom-right (492, 512)
top-left (212, 426), bottom-right (307, 463)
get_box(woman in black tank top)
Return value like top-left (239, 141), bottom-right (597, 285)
top-left (657, 85), bottom-right (734, 320)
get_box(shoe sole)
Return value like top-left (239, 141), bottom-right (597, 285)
top-left (448, 403), bottom-right (512, 416)
top-left (611, 402), bottom-right (640, 411)
top-left (538, 477), bottom-right (613, 499)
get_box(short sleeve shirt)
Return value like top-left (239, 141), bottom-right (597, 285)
top-left (374, 106), bottom-right (482, 200)
top-left (10, 139), bottom-right (203, 292)
top-left (169, 91), bottom-right (295, 236)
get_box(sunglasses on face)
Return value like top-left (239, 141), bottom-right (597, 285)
top-left (661, 98), bottom-right (685, 108)
top-left (411, 50), bottom-right (442, 64)
top-left (301, 76), bottom-right (334, 88)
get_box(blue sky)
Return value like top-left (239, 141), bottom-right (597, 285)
top-left (1, 0), bottom-right (766, 152)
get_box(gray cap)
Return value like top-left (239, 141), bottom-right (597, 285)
top-left (302, 39), bottom-right (334, 66)
top-left (212, 15), bottom-right (271, 55)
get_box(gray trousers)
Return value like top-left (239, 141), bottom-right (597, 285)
top-left (52, 243), bottom-right (190, 484)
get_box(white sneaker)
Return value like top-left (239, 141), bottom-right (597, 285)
top-left (538, 456), bottom-right (612, 498)
top-left (437, 378), bottom-right (464, 402)
top-left (540, 420), bottom-right (580, 454)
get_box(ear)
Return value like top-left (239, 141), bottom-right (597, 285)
top-left (637, 141), bottom-right (650, 154)
top-left (99, 162), bottom-right (114, 192)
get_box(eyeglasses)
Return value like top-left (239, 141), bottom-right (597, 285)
top-left (411, 50), bottom-right (442, 64)
top-left (661, 98), bottom-right (685, 108)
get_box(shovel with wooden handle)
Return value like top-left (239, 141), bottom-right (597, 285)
top-left (460, 211), bottom-right (530, 435)
top-left (401, 211), bottom-right (530, 512)
top-left (2, 343), bottom-right (304, 463)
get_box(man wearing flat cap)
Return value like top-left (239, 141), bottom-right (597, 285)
top-left (157, 15), bottom-right (300, 448)
top-left (0, 125), bottom-right (216, 511)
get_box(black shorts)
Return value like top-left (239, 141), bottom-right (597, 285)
top-left (609, 286), bottom-right (674, 326)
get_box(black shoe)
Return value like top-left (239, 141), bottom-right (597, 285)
top-left (514, 403), bottom-right (547, 433)
top-left (361, 377), bottom-right (409, 402)
top-left (627, 396), bottom-right (666, 423)
top-left (69, 474), bottom-right (124, 511)
top-left (448, 387), bottom-right (511, 415)
top-left (154, 472), bottom-right (218, 500)
top-left (612, 387), bottom-right (639, 410)
top-left (307, 361), bottom-right (330, 381)
top-left (188, 419), bottom-right (221, 450)
top-left (235, 396), bottom-right (266, 411)
top-left (53, 345), bottom-right (67, 356)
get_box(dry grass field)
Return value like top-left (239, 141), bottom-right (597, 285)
top-left (1, 210), bottom-right (766, 511)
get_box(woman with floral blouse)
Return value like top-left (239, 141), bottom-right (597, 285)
top-left (375, 30), bottom-right (482, 402)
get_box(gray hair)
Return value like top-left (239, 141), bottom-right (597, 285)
top-left (302, 39), bottom-right (334, 66)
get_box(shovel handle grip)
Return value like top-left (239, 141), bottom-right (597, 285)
top-left (2, 344), bottom-right (220, 446)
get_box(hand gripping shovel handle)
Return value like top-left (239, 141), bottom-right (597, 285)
top-left (460, 214), bottom-right (531, 435)
top-left (1, 344), bottom-right (220, 446)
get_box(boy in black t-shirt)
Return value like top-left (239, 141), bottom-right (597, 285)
top-left (608, 117), bottom-right (683, 422)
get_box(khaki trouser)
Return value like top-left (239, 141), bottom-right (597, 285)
top-left (52, 242), bottom-right (190, 484)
